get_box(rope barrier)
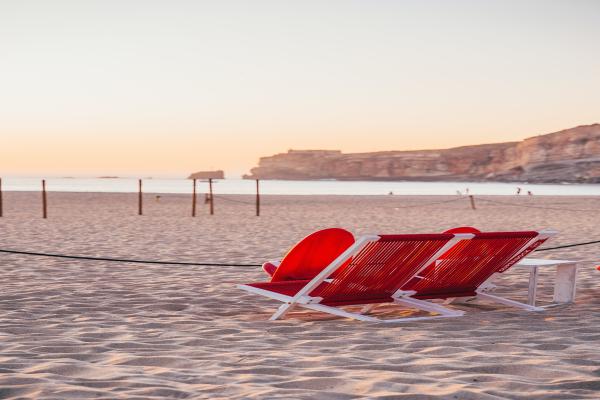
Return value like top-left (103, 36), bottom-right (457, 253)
top-left (210, 195), bottom-right (597, 212)
top-left (475, 197), bottom-right (599, 212)
top-left (0, 237), bottom-right (598, 267)
top-left (535, 240), bottom-right (600, 252)
top-left (212, 194), bottom-right (466, 209)
top-left (389, 197), bottom-right (464, 209)
top-left (0, 249), bottom-right (261, 267)
top-left (212, 195), bottom-right (256, 205)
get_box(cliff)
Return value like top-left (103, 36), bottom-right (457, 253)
top-left (244, 124), bottom-right (600, 183)
top-left (187, 170), bottom-right (225, 180)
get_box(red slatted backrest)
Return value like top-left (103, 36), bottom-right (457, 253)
top-left (312, 234), bottom-right (454, 304)
top-left (406, 231), bottom-right (546, 298)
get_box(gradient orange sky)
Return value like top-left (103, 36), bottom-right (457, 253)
top-left (2, 1), bottom-right (600, 177)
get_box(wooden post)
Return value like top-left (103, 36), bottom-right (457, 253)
top-left (138, 179), bottom-right (143, 215)
top-left (0, 178), bottom-right (3, 217)
top-left (469, 195), bottom-right (476, 210)
top-left (208, 178), bottom-right (214, 215)
top-left (255, 179), bottom-right (260, 217)
top-left (192, 178), bottom-right (197, 217)
top-left (42, 179), bottom-right (47, 219)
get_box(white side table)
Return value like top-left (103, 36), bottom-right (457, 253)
top-left (514, 258), bottom-right (579, 306)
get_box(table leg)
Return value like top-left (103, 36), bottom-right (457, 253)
top-left (553, 263), bottom-right (578, 303)
top-left (528, 266), bottom-right (539, 306)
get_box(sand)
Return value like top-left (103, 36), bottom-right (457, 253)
top-left (1, 191), bottom-right (600, 399)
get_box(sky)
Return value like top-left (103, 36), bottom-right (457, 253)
top-left (1, 0), bottom-right (599, 178)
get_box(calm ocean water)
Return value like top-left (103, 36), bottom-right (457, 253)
top-left (2, 178), bottom-right (600, 196)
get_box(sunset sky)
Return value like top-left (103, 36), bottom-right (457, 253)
top-left (2, 0), bottom-right (599, 177)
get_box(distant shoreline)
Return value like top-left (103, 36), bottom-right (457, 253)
top-left (1, 178), bottom-right (600, 196)
top-left (2, 176), bottom-right (594, 185)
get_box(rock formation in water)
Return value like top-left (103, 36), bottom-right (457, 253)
top-left (187, 170), bottom-right (225, 179)
top-left (243, 124), bottom-right (600, 183)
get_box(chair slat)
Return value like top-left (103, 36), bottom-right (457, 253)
top-left (314, 234), bottom-right (454, 304)
top-left (407, 232), bottom-right (547, 297)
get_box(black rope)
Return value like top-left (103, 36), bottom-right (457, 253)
top-left (213, 195), bottom-right (466, 208)
top-left (212, 195), bottom-right (255, 205)
top-left (476, 198), bottom-right (599, 212)
top-left (0, 249), bottom-right (261, 267)
top-left (388, 197), bottom-right (464, 209)
top-left (0, 237), bottom-right (598, 267)
top-left (535, 240), bottom-right (600, 252)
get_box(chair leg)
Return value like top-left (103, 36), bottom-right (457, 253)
top-left (360, 304), bottom-right (377, 315)
top-left (477, 292), bottom-right (544, 312)
top-left (270, 303), bottom-right (295, 320)
top-left (394, 297), bottom-right (465, 316)
top-left (300, 301), bottom-right (463, 323)
top-left (313, 298), bottom-right (464, 322)
top-left (301, 303), bottom-right (379, 322)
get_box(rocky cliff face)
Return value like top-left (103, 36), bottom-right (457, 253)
top-left (244, 124), bottom-right (600, 183)
top-left (187, 170), bottom-right (225, 179)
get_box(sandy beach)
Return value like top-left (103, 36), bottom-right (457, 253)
top-left (1, 191), bottom-right (600, 399)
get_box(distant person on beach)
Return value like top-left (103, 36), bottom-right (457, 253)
top-left (516, 187), bottom-right (522, 195)
top-left (528, 191), bottom-right (533, 196)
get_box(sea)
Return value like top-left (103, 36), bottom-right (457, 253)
top-left (2, 178), bottom-right (600, 196)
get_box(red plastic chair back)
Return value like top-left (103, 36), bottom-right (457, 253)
top-left (406, 231), bottom-right (547, 298)
top-left (270, 228), bottom-right (355, 282)
top-left (444, 226), bottom-right (481, 234)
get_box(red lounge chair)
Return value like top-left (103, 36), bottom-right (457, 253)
top-left (238, 230), bottom-right (556, 322)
